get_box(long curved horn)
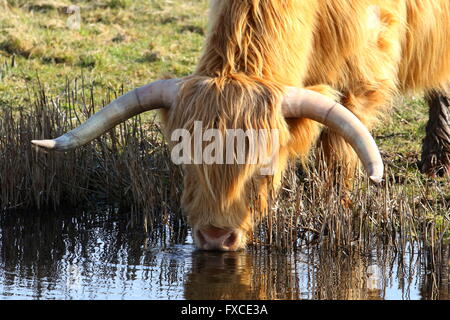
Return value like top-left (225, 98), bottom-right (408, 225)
top-left (32, 79), bottom-right (180, 151)
top-left (282, 87), bottom-right (384, 183)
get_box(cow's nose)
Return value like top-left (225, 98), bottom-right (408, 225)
top-left (197, 227), bottom-right (239, 251)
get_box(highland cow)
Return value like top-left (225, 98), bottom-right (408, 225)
top-left (32, 0), bottom-right (450, 251)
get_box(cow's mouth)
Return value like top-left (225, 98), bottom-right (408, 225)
top-left (195, 226), bottom-right (243, 251)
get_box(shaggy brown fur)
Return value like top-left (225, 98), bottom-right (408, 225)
top-left (161, 0), bottom-right (450, 249)
top-left (164, 75), bottom-right (290, 241)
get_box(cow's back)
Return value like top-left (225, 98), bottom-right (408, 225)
top-left (399, 0), bottom-right (450, 93)
top-left (304, 0), bottom-right (449, 95)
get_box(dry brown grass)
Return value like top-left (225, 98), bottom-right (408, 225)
top-left (253, 154), bottom-right (449, 250)
top-left (0, 77), bottom-right (182, 232)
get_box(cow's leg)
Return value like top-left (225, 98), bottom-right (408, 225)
top-left (421, 91), bottom-right (450, 177)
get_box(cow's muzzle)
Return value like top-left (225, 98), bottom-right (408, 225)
top-left (195, 227), bottom-right (242, 251)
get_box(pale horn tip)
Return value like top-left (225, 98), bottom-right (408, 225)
top-left (31, 139), bottom-right (57, 149)
top-left (369, 175), bottom-right (383, 184)
top-left (368, 163), bottom-right (384, 184)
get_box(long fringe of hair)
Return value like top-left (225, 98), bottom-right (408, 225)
top-left (163, 74), bottom-right (290, 230)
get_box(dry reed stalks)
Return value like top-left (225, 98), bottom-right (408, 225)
top-left (0, 76), bottom-right (183, 237)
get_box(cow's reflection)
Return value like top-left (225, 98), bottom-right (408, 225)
top-left (183, 248), bottom-right (387, 300)
top-left (184, 251), bottom-right (261, 300)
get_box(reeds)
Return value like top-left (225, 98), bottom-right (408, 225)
top-left (0, 76), bottom-right (183, 234)
top-left (0, 76), bottom-right (448, 250)
top-left (254, 151), bottom-right (449, 251)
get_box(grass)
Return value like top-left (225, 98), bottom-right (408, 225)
top-left (0, 0), bottom-right (208, 108)
top-left (0, 1), bottom-right (449, 252)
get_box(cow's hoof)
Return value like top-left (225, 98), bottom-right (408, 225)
top-left (421, 159), bottom-right (450, 178)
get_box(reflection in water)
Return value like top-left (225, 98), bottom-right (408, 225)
top-left (0, 210), bottom-right (448, 300)
top-left (184, 251), bottom-right (302, 300)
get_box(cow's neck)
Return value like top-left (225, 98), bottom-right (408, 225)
top-left (195, 0), bottom-right (320, 86)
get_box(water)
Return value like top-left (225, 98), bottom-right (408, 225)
top-left (0, 210), bottom-right (448, 300)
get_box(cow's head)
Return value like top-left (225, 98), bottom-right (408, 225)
top-left (31, 76), bottom-right (383, 251)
